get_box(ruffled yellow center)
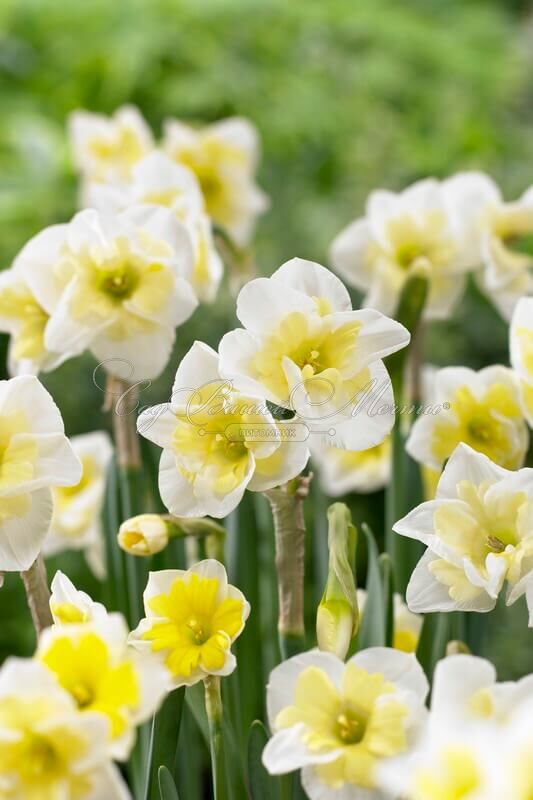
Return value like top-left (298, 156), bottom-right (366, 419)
top-left (88, 125), bottom-right (147, 179)
top-left (142, 573), bottom-right (244, 679)
top-left (276, 664), bottom-right (408, 789)
top-left (413, 748), bottom-right (481, 800)
top-left (431, 383), bottom-right (525, 469)
top-left (40, 632), bottom-right (140, 738)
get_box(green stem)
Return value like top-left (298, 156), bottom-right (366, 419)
top-left (20, 554), bottom-right (53, 636)
top-left (144, 688), bottom-right (185, 800)
top-left (204, 676), bottom-right (228, 800)
top-left (264, 475), bottom-right (311, 660)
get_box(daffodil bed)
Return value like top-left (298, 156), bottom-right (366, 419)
top-left (0, 106), bottom-right (532, 800)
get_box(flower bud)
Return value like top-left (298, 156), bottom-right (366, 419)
top-left (118, 514), bottom-right (169, 556)
top-left (316, 503), bottom-right (358, 660)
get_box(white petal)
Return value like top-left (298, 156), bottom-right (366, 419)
top-left (0, 488), bottom-right (53, 571)
top-left (436, 443), bottom-right (510, 500)
top-left (301, 765), bottom-right (383, 800)
top-left (91, 325), bottom-right (176, 383)
top-left (350, 309), bottom-right (410, 371)
top-left (137, 405), bottom-right (176, 448)
top-left (351, 648), bottom-right (429, 700)
top-left (266, 650), bottom-right (344, 728)
top-left (0, 656), bottom-right (74, 705)
top-left (219, 328), bottom-right (282, 404)
top-left (0, 375), bottom-right (64, 435)
top-left (272, 258), bottom-right (352, 312)
top-left (235, 276), bottom-right (316, 334)
top-left (263, 726), bottom-right (340, 775)
top-left (406, 550), bottom-right (496, 614)
top-left (248, 433), bottom-right (310, 492)
top-left (430, 654), bottom-right (496, 718)
top-left (13, 224), bottom-right (69, 312)
top-left (330, 218), bottom-right (374, 292)
top-left (8, 432), bottom-right (82, 495)
top-left (171, 340), bottom-right (221, 402)
top-left (86, 763), bottom-right (132, 800)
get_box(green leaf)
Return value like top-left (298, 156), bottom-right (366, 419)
top-left (358, 524), bottom-right (390, 649)
top-left (378, 553), bottom-right (395, 648)
top-left (158, 766), bottom-right (180, 800)
top-left (247, 721), bottom-right (280, 800)
top-left (416, 612), bottom-right (451, 681)
top-left (145, 689), bottom-right (185, 800)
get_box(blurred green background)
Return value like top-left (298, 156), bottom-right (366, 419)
top-left (0, 0), bottom-right (532, 675)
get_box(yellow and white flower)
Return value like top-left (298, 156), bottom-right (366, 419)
top-left (163, 116), bottom-right (268, 246)
top-left (69, 104), bottom-right (153, 183)
top-left (312, 436), bottom-right (391, 496)
top-left (87, 151), bottom-right (224, 303)
top-left (38, 613), bottom-right (169, 760)
top-left (129, 560), bottom-right (250, 688)
top-left (219, 259), bottom-right (409, 452)
top-left (357, 589), bottom-right (422, 654)
top-left (394, 443), bottom-right (533, 622)
top-left (0, 657), bottom-right (130, 799)
top-left (0, 265), bottom-right (67, 376)
top-left (330, 178), bottom-right (476, 320)
top-left (43, 431), bottom-right (113, 579)
top-left (443, 171), bottom-right (533, 321)
top-left (49, 570), bottom-right (108, 626)
top-left (137, 340), bottom-right (309, 518)
top-left (406, 365), bottom-right (528, 472)
top-left (510, 296), bottom-right (533, 426)
top-left (15, 205), bottom-right (198, 381)
top-left (0, 375), bottom-right (82, 572)
top-left (262, 647), bottom-right (428, 799)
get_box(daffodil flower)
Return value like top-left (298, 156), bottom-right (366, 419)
top-left (137, 340), bottom-right (309, 518)
top-left (15, 205), bottom-right (198, 381)
top-left (162, 116), bottom-right (268, 246)
top-left (510, 296), bottom-right (533, 426)
top-left (129, 560), bottom-right (250, 688)
top-left (43, 431), bottom-right (113, 579)
top-left (443, 171), bottom-right (533, 321)
top-left (357, 589), bottom-right (422, 654)
top-left (49, 570), bottom-right (108, 626)
top-left (330, 178), bottom-right (476, 321)
top-left (0, 265), bottom-right (67, 376)
top-left (394, 443), bottom-right (533, 622)
top-left (312, 436), bottom-right (391, 496)
top-left (87, 151), bottom-right (224, 303)
top-left (406, 365), bottom-right (529, 472)
top-left (38, 613), bottom-right (169, 760)
top-left (219, 258), bottom-right (409, 452)
top-left (262, 647), bottom-right (428, 799)
top-left (0, 375), bottom-right (82, 572)
top-left (0, 657), bottom-right (130, 799)
top-left (69, 104), bottom-right (154, 183)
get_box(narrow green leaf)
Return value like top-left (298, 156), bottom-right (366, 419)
top-left (158, 766), bottom-right (180, 800)
top-left (145, 689), bottom-right (185, 800)
top-left (358, 524), bottom-right (387, 649)
top-left (247, 721), bottom-right (279, 800)
top-left (378, 553), bottom-right (395, 648)
top-left (416, 612), bottom-right (450, 681)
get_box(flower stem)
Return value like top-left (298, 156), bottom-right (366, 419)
top-left (264, 474), bottom-right (311, 659)
top-left (204, 676), bottom-right (228, 800)
top-left (20, 554), bottom-right (53, 636)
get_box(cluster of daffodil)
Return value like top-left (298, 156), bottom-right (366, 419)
top-left (2, 103), bottom-right (533, 800)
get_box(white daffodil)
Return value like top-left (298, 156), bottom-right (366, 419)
top-left (510, 296), bottom-right (533, 426)
top-left (162, 116), bottom-right (268, 245)
top-left (312, 436), bottom-right (391, 496)
top-left (0, 375), bottom-right (82, 572)
top-left (87, 151), bottom-right (224, 303)
top-left (0, 657), bottom-right (130, 799)
top-left (262, 647), bottom-right (428, 799)
top-left (129, 560), bottom-right (250, 688)
top-left (137, 340), bottom-right (309, 518)
top-left (219, 258), bottom-right (409, 452)
top-left (443, 171), bottom-right (533, 320)
top-left (394, 443), bottom-right (533, 622)
top-left (42, 431), bottom-right (113, 579)
top-left (0, 265), bottom-right (67, 376)
top-left (69, 104), bottom-right (153, 183)
top-left (49, 570), bottom-right (108, 626)
top-left (357, 589), bottom-right (422, 654)
top-left (330, 178), bottom-right (476, 320)
top-left (38, 613), bottom-right (169, 760)
top-left (406, 365), bottom-right (529, 472)
top-left (15, 205), bottom-right (198, 381)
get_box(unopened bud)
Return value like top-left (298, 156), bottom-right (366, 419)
top-left (316, 503), bottom-right (358, 660)
top-left (118, 514), bottom-right (169, 556)
top-left (446, 640), bottom-right (471, 657)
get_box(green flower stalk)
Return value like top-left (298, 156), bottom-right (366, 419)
top-left (316, 503), bottom-right (358, 660)
top-left (204, 675), bottom-right (228, 800)
top-left (21, 554), bottom-right (53, 635)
